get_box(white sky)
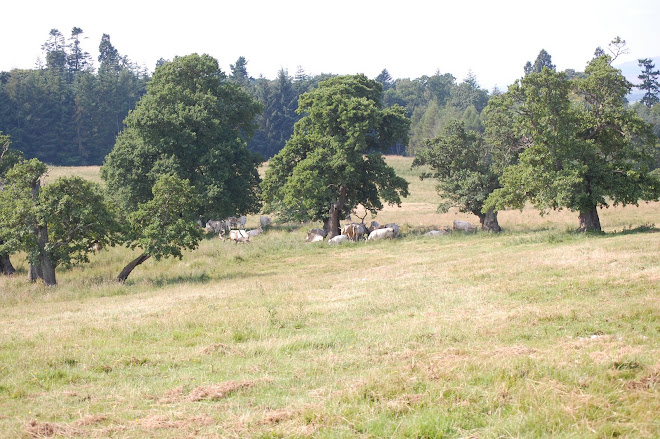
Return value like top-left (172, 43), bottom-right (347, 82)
top-left (2, 0), bottom-right (658, 91)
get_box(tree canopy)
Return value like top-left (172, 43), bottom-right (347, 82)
top-left (100, 53), bottom-right (264, 220)
top-left (116, 174), bottom-right (202, 282)
top-left (261, 74), bottom-right (410, 235)
top-left (0, 158), bottom-right (118, 285)
top-left (412, 121), bottom-right (504, 232)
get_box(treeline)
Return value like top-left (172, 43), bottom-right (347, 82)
top-left (1, 28), bottom-right (658, 169)
top-left (0, 28), bottom-right (495, 165)
top-left (237, 61), bottom-right (491, 158)
top-left (0, 29), bottom-right (148, 165)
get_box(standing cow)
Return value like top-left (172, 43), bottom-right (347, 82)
top-left (342, 223), bottom-right (367, 241)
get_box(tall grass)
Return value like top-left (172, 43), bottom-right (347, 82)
top-left (1, 157), bottom-right (659, 438)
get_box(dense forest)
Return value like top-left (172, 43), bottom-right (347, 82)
top-left (0, 27), bottom-right (507, 165)
top-left (0, 27), bottom-right (659, 168)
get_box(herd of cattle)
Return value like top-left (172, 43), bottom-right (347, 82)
top-left (204, 215), bottom-right (272, 243)
top-left (304, 221), bottom-right (400, 244)
top-left (203, 215), bottom-right (479, 244)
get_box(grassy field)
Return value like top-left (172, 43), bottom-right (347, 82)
top-left (1, 157), bottom-right (659, 438)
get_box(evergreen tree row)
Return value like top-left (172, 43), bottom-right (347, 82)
top-left (0, 29), bottom-right (147, 165)
top-left (1, 30), bottom-right (658, 166)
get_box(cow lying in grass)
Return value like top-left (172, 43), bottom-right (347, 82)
top-left (306, 228), bottom-right (327, 242)
top-left (367, 227), bottom-right (395, 240)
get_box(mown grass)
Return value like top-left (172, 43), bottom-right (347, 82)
top-left (1, 157), bottom-right (659, 438)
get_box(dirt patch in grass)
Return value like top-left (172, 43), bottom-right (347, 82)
top-left (626, 371), bottom-right (660, 390)
top-left (200, 343), bottom-right (241, 356)
top-left (25, 419), bottom-right (81, 437)
top-left (159, 378), bottom-right (272, 403)
top-left (259, 409), bottom-right (296, 425)
top-left (189, 380), bottom-right (257, 401)
top-left (73, 415), bottom-right (107, 426)
top-left (158, 385), bottom-right (186, 403)
top-left (137, 414), bottom-right (214, 430)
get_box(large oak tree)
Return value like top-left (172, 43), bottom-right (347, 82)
top-left (261, 74), bottom-right (410, 236)
top-left (101, 53), bottom-right (263, 221)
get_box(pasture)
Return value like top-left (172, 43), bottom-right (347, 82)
top-left (1, 157), bottom-right (659, 438)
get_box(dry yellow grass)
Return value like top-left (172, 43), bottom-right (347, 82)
top-left (1, 157), bottom-right (659, 438)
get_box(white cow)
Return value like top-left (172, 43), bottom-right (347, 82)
top-left (306, 228), bottom-right (327, 242)
top-left (384, 223), bottom-right (400, 237)
top-left (226, 229), bottom-right (250, 243)
top-left (246, 227), bottom-right (263, 237)
top-left (226, 216), bottom-right (247, 229)
top-left (367, 227), bottom-right (395, 241)
top-left (328, 234), bottom-right (349, 245)
top-left (308, 233), bottom-right (324, 242)
top-left (205, 219), bottom-right (229, 234)
top-left (453, 220), bottom-right (477, 233)
top-left (425, 229), bottom-right (451, 237)
top-left (342, 223), bottom-right (367, 241)
top-left (238, 216), bottom-right (247, 229)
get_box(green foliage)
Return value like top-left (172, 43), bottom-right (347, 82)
top-left (126, 174), bottom-right (202, 260)
top-left (413, 121), bottom-right (500, 218)
top-left (637, 58), bottom-right (660, 108)
top-left (0, 159), bottom-right (47, 257)
top-left (397, 72), bottom-right (489, 155)
top-left (262, 74), bottom-right (410, 223)
top-left (0, 133), bottom-right (24, 177)
top-left (0, 30), bottom-right (146, 165)
top-left (485, 57), bottom-right (660, 231)
top-left (248, 69), bottom-right (301, 159)
top-left (101, 53), bottom-right (263, 220)
top-left (524, 49), bottom-right (556, 76)
top-left (0, 158), bottom-right (118, 270)
top-left (39, 177), bottom-right (120, 267)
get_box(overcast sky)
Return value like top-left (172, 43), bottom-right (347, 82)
top-left (2, 0), bottom-right (658, 91)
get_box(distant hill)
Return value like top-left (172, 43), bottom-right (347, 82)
top-left (615, 56), bottom-right (660, 103)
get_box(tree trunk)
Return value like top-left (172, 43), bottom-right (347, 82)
top-left (322, 217), bottom-right (331, 235)
top-left (327, 186), bottom-right (347, 239)
top-left (0, 252), bottom-right (15, 275)
top-left (28, 263), bottom-right (42, 282)
top-left (117, 253), bottom-right (151, 283)
top-left (36, 224), bottom-right (56, 286)
top-left (578, 206), bottom-right (602, 232)
top-left (478, 209), bottom-right (502, 233)
top-left (39, 253), bottom-right (57, 286)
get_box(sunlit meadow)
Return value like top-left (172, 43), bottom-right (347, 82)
top-left (1, 157), bottom-right (658, 438)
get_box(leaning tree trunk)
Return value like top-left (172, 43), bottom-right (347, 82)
top-left (477, 209), bottom-right (502, 233)
top-left (327, 185), bottom-right (347, 239)
top-left (117, 253), bottom-right (151, 283)
top-left (578, 206), bottom-right (602, 232)
top-left (0, 252), bottom-right (15, 275)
